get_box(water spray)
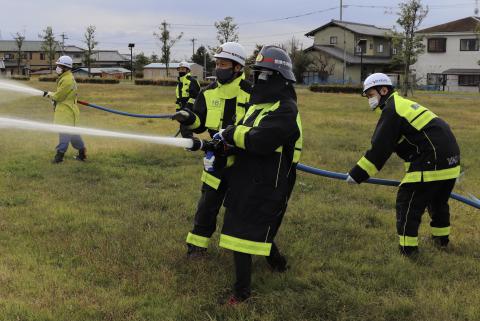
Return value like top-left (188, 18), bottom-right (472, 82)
top-left (0, 117), bottom-right (195, 149)
top-left (0, 79), bottom-right (44, 96)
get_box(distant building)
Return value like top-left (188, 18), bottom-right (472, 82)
top-left (303, 20), bottom-right (399, 84)
top-left (0, 40), bottom-right (85, 76)
top-left (413, 16), bottom-right (480, 92)
top-left (73, 67), bottom-right (131, 79)
top-left (90, 50), bottom-right (130, 68)
top-left (143, 62), bottom-right (204, 80)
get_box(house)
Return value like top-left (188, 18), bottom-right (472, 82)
top-left (143, 62), bottom-right (204, 80)
top-left (90, 50), bottom-right (130, 68)
top-left (0, 40), bottom-right (85, 75)
top-left (303, 20), bottom-right (399, 84)
top-left (413, 16), bottom-right (480, 92)
top-left (73, 67), bottom-right (131, 79)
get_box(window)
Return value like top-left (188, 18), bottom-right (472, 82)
top-left (392, 47), bottom-right (398, 55)
top-left (40, 53), bottom-right (45, 60)
top-left (29, 52), bottom-right (33, 59)
top-left (427, 38), bottom-right (447, 52)
top-left (369, 43), bottom-right (373, 50)
top-left (377, 44), bottom-right (384, 53)
top-left (4, 53), bottom-right (13, 59)
top-left (330, 36), bottom-right (337, 45)
top-left (458, 74), bottom-right (480, 86)
top-left (427, 73), bottom-right (445, 85)
top-left (460, 39), bottom-right (479, 51)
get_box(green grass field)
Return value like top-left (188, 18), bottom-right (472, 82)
top-left (0, 80), bottom-right (479, 321)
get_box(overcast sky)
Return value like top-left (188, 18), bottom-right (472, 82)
top-left (1, 0), bottom-right (479, 59)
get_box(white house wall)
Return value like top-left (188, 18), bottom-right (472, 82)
top-left (413, 32), bottom-right (480, 87)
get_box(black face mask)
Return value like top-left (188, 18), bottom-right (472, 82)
top-left (250, 71), bottom-right (288, 104)
top-left (178, 72), bottom-right (187, 78)
top-left (215, 67), bottom-right (235, 84)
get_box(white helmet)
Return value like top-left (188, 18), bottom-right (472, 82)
top-left (214, 42), bottom-right (246, 66)
top-left (56, 55), bottom-right (73, 69)
top-left (177, 61), bottom-right (190, 70)
top-left (363, 73), bottom-right (392, 95)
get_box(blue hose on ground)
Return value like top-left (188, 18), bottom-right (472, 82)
top-left (296, 163), bottom-right (480, 210)
top-left (78, 100), bottom-right (174, 119)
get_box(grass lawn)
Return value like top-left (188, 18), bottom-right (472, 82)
top-left (0, 80), bottom-right (479, 321)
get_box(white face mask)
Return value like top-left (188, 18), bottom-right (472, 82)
top-left (368, 96), bottom-right (379, 111)
top-left (55, 66), bottom-right (63, 75)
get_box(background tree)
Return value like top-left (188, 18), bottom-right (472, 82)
top-left (83, 25), bottom-right (98, 77)
top-left (214, 16), bottom-right (239, 44)
top-left (154, 21), bottom-right (183, 77)
top-left (150, 53), bottom-right (159, 63)
top-left (244, 44), bottom-right (264, 79)
top-left (38, 26), bottom-right (58, 73)
top-left (13, 32), bottom-right (25, 75)
top-left (191, 45), bottom-right (215, 76)
top-left (392, 0), bottom-right (428, 96)
top-left (282, 37), bottom-right (312, 84)
top-left (134, 52), bottom-right (151, 77)
top-left (309, 53), bottom-right (336, 82)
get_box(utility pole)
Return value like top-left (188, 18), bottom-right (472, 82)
top-left (60, 32), bottom-right (68, 54)
top-left (128, 43), bottom-right (135, 81)
top-left (341, 0), bottom-right (347, 84)
top-left (191, 38), bottom-right (197, 56)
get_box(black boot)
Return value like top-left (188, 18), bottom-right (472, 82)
top-left (432, 235), bottom-right (449, 248)
top-left (52, 151), bottom-right (65, 164)
top-left (266, 243), bottom-right (288, 272)
top-left (399, 245), bottom-right (419, 257)
top-left (186, 244), bottom-right (207, 258)
top-left (75, 148), bottom-right (87, 161)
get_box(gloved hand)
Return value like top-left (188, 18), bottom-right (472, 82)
top-left (43, 91), bottom-right (52, 98)
top-left (203, 151), bottom-right (215, 172)
top-left (213, 129), bottom-right (233, 149)
top-left (346, 174), bottom-right (359, 184)
top-left (172, 109), bottom-right (191, 123)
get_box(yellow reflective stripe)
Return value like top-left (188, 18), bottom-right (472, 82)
top-left (411, 111), bottom-right (437, 130)
top-left (399, 235), bottom-right (418, 246)
top-left (186, 232), bottom-right (210, 248)
top-left (233, 125), bottom-right (251, 149)
top-left (186, 114), bottom-right (201, 130)
top-left (293, 150), bottom-right (302, 163)
top-left (226, 155), bottom-right (235, 168)
top-left (275, 146), bottom-right (283, 152)
top-left (424, 166), bottom-right (460, 181)
top-left (201, 171), bottom-right (221, 190)
top-left (401, 166), bottom-right (461, 184)
top-left (219, 234), bottom-right (272, 256)
top-left (357, 156), bottom-right (379, 177)
top-left (404, 162), bottom-right (411, 172)
top-left (431, 226), bottom-right (450, 237)
top-left (188, 98), bottom-right (195, 104)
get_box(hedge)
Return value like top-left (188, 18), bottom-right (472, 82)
top-left (135, 78), bottom-right (210, 87)
top-left (11, 75), bottom-right (30, 81)
top-left (39, 76), bottom-right (119, 84)
top-left (309, 84), bottom-right (362, 94)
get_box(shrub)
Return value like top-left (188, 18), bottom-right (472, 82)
top-left (76, 78), bottom-right (120, 84)
top-left (309, 84), bottom-right (362, 94)
top-left (135, 78), bottom-right (209, 87)
top-left (11, 75), bottom-right (30, 81)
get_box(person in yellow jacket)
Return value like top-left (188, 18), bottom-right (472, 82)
top-left (43, 56), bottom-right (86, 163)
top-left (172, 42), bottom-right (252, 257)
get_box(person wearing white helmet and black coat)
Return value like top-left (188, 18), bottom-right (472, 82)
top-left (43, 55), bottom-right (87, 163)
top-left (347, 73), bottom-right (460, 257)
top-left (172, 42), bottom-right (252, 257)
top-left (215, 45), bottom-right (303, 304)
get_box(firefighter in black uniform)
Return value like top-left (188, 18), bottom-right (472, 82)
top-left (214, 46), bottom-right (302, 304)
top-left (347, 73), bottom-right (461, 256)
top-left (175, 61), bottom-right (200, 112)
top-left (172, 42), bottom-right (252, 257)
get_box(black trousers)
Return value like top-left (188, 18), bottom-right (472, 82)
top-left (189, 182), bottom-right (227, 242)
top-left (396, 179), bottom-right (456, 246)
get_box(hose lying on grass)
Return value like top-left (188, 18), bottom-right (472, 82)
top-left (296, 163), bottom-right (480, 210)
